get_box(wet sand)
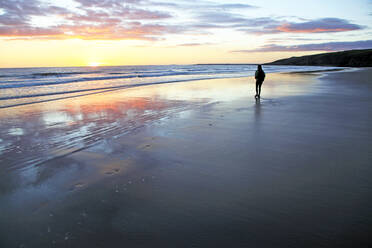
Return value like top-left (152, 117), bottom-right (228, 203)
top-left (1, 69), bottom-right (372, 247)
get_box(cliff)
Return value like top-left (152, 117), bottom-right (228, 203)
top-left (266, 49), bottom-right (372, 67)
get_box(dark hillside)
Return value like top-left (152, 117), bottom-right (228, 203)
top-left (266, 49), bottom-right (372, 67)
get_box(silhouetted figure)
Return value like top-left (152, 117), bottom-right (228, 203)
top-left (255, 65), bottom-right (265, 98)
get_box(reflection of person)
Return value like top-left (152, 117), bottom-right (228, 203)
top-left (255, 65), bottom-right (265, 99)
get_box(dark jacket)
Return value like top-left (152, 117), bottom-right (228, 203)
top-left (255, 70), bottom-right (265, 82)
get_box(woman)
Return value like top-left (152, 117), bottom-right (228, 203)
top-left (255, 65), bottom-right (265, 99)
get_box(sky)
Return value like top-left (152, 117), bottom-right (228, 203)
top-left (0, 0), bottom-right (371, 67)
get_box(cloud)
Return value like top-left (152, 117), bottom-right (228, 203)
top-left (73, 0), bottom-right (172, 20)
top-left (114, 8), bottom-right (172, 20)
top-left (74, 0), bottom-right (140, 8)
top-left (267, 37), bottom-right (332, 43)
top-left (192, 13), bottom-right (276, 31)
top-left (64, 10), bottom-right (120, 24)
top-left (216, 3), bottom-right (257, 9)
top-left (0, 0), bottom-right (69, 26)
top-left (176, 42), bottom-right (215, 47)
top-left (0, 0), bottom-right (365, 41)
top-left (58, 22), bottom-right (183, 40)
top-left (241, 18), bottom-right (363, 34)
top-left (155, 1), bottom-right (257, 10)
top-left (0, 26), bottom-right (63, 36)
top-left (198, 12), bottom-right (251, 24)
top-left (195, 11), bottom-right (362, 35)
top-left (276, 18), bottom-right (362, 33)
top-left (0, 0), bottom-right (178, 40)
top-left (231, 40), bottom-right (372, 52)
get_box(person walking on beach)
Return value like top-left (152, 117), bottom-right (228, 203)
top-left (255, 65), bottom-right (265, 99)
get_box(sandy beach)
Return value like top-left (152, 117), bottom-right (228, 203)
top-left (0, 69), bottom-right (372, 247)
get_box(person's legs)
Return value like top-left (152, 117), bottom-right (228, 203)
top-left (255, 82), bottom-right (259, 97)
top-left (258, 82), bottom-right (262, 97)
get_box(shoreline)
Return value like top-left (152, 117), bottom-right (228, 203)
top-left (1, 68), bottom-right (372, 247)
top-left (0, 65), bottom-right (345, 110)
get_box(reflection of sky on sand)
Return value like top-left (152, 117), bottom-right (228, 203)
top-left (120, 73), bottom-right (317, 102)
top-left (2, 160), bottom-right (86, 213)
top-left (1, 70), bottom-right (372, 248)
top-left (0, 73), bottom-right (334, 245)
top-left (254, 98), bottom-right (262, 127)
top-left (0, 92), bottom-right (194, 171)
top-left (0, 73), bottom-right (318, 172)
top-left (126, 77), bottom-right (252, 102)
top-left (8, 127), bottom-right (25, 136)
top-left (43, 111), bottom-right (74, 126)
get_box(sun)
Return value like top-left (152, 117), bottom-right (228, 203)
top-left (88, 62), bottom-right (102, 67)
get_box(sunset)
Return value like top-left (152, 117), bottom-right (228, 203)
top-left (0, 0), bottom-right (371, 67)
top-left (1, 1), bottom-right (372, 247)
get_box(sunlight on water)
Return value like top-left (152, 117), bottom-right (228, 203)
top-left (0, 65), bottom-right (340, 108)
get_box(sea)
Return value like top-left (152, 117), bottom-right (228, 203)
top-left (0, 64), bottom-right (339, 109)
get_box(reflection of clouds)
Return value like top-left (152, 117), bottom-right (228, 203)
top-left (8, 127), bottom-right (24, 136)
top-left (0, 138), bottom-right (11, 155)
top-left (2, 160), bottom-right (83, 212)
top-left (0, 74), bottom-right (316, 170)
top-left (1, 78), bottom-right (252, 171)
top-left (43, 111), bottom-right (73, 126)
top-left (1, 76), bottom-right (280, 171)
top-left (0, 95), bottom-right (187, 170)
top-left (149, 78), bottom-right (252, 102)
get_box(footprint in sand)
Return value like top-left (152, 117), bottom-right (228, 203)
top-left (139, 144), bottom-right (152, 150)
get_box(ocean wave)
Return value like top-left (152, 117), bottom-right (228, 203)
top-left (0, 70), bottom-right (244, 89)
top-left (28, 71), bottom-right (102, 77)
top-left (0, 75), bottom-right (137, 89)
top-left (0, 75), bottom-right (244, 107)
top-left (0, 71), bottom-right (103, 80)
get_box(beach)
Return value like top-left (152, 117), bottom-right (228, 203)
top-left (0, 68), bottom-right (372, 247)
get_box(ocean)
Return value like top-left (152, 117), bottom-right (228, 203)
top-left (0, 64), bottom-right (338, 108)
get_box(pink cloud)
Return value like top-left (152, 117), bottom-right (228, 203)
top-left (0, 0), bottom-right (175, 40)
top-left (275, 18), bottom-right (362, 33)
top-left (0, 26), bottom-right (63, 36)
top-left (0, 1), bottom-right (365, 41)
top-left (231, 40), bottom-right (372, 52)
